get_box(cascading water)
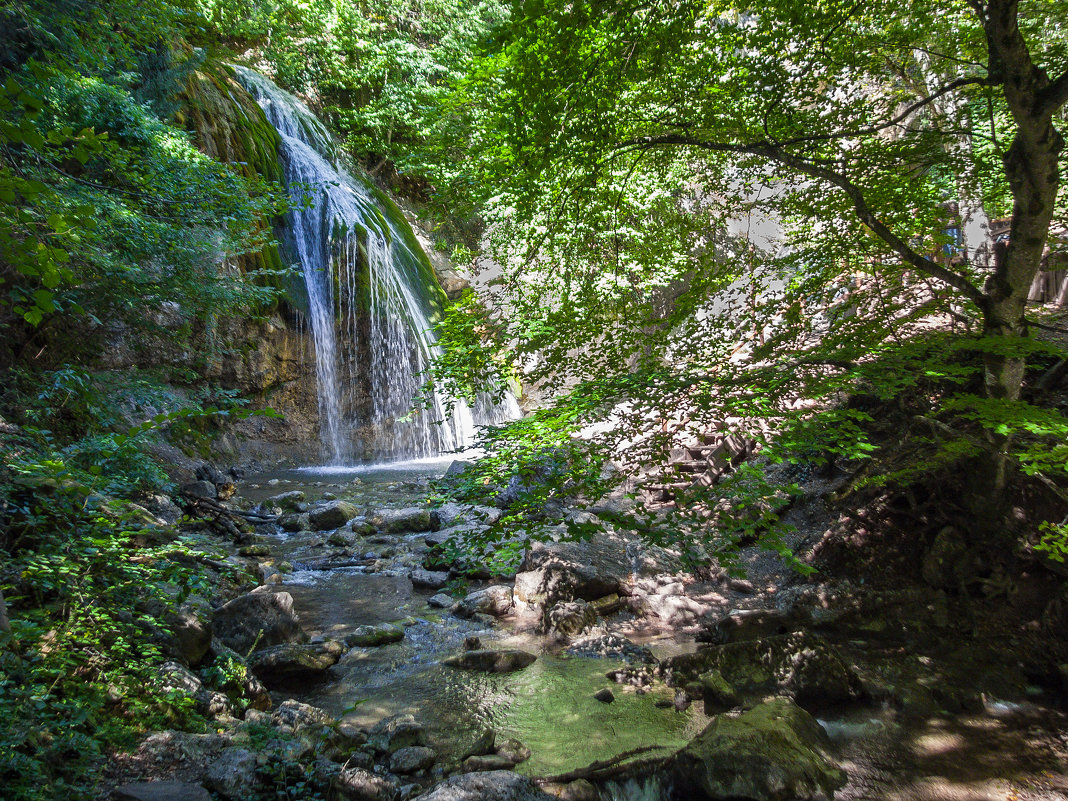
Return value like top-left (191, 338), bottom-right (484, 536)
top-left (234, 66), bottom-right (517, 464)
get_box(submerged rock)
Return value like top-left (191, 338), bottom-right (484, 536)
top-left (668, 698), bottom-right (846, 800)
top-left (343, 623), bottom-right (404, 648)
top-left (461, 753), bottom-right (515, 772)
top-left (212, 590), bottom-right (306, 654)
top-left (370, 714), bottom-right (427, 753)
top-left (442, 649), bottom-right (537, 673)
top-left (566, 634), bottom-right (657, 665)
top-left (267, 490), bottom-right (306, 511)
top-left (697, 608), bottom-right (796, 645)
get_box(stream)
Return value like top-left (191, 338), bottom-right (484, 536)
top-left (237, 460), bottom-right (1068, 801)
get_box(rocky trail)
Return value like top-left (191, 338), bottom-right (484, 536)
top-left (108, 460), bottom-right (1068, 801)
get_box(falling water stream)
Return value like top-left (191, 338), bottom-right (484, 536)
top-left (235, 66), bottom-right (517, 464)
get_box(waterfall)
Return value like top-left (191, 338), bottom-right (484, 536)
top-left (234, 66), bottom-right (517, 464)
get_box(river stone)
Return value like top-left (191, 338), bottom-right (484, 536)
top-left (454, 585), bottom-right (513, 618)
top-left (344, 623), bottom-right (404, 647)
top-left (668, 698), bottom-right (847, 801)
top-left (370, 714), bottom-right (427, 753)
top-left (411, 770), bottom-right (556, 801)
top-left (390, 745), bottom-right (436, 774)
top-left (205, 747), bottom-right (259, 800)
top-left (280, 511), bottom-right (310, 532)
top-left (248, 639), bottom-right (344, 684)
top-left (428, 593), bottom-right (453, 608)
top-left (331, 765), bottom-right (398, 801)
top-left (268, 490), bottom-right (306, 511)
top-left (459, 728), bottom-right (496, 759)
top-left (310, 501), bottom-right (360, 531)
top-left (541, 599), bottom-right (597, 638)
top-left (212, 590), bottom-right (306, 654)
top-left (112, 782), bottom-right (212, 801)
top-left (660, 632), bottom-right (862, 710)
top-left (495, 738), bottom-right (531, 764)
top-left (442, 649), bottom-right (536, 673)
top-left (371, 506), bottom-right (436, 533)
top-left (410, 569), bottom-right (449, 589)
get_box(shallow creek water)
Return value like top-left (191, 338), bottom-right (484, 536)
top-left (240, 461), bottom-right (1068, 800)
top-left (241, 460), bottom-right (707, 777)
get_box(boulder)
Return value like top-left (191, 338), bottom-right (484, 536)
top-left (164, 606), bottom-right (212, 665)
top-left (344, 624), bottom-right (404, 648)
top-left (212, 590), bottom-right (305, 654)
top-left (268, 490), bottom-right (306, 511)
top-left (369, 506), bottom-right (436, 533)
top-left (442, 649), bottom-right (536, 673)
top-left (660, 632), bottom-right (862, 711)
top-left (390, 745), bottom-right (436, 774)
top-left (248, 639), bottom-right (344, 684)
top-left (112, 782), bottom-right (211, 801)
top-left (310, 501), bottom-right (360, 531)
top-left (331, 764), bottom-right (398, 801)
top-left (410, 771), bottom-right (556, 801)
top-left (454, 585), bottom-right (513, 618)
top-left (697, 608), bottom-right (796, 645)
top-left (205, 748), bottom-right (259, 800)
top-left (668, 698), bottom-right (847, 801)
top-left (182, 480), bottom-right (217, 500)
top-left (541, 599), bottom-right (597, 638)
top-left (280, 512), bottom-right (310, 532)
top-left (410, 569), bottom-right (449, 590)
top-left (428, 593), bottom-right (453, 609)
top-left (496, 738), bottom-right (531, 765)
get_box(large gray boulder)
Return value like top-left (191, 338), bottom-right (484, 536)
top-left (164, 606), bottom-right (212, 666)
top-left (248, 639), bottom-right (344, 684)
top-left (661, 632), bottom-right (862, 711)
top-left (454, 585), bottom-right (513, 618)
top-left (212, 590), bottom-right (305, 654)
top-left (411, 771), bottom-right (556, 801)
top-left (668, 698), bottom-right (846, 801)
top-left (310, 501), bottom-right (360, 531)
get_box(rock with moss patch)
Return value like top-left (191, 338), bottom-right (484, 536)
top-left (310, 501), bottom-right (360, 531)
top-left (343, 623), bottom-right (404, 648)
top-left (668, 697), bottom-right (846, 801)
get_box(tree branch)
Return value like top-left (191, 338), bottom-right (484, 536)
top-left (615, 134), bottom-right (989, 310)
top-left (1039, 69), bottom-right (1068, 117)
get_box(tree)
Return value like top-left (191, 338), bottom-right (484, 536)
top-left (430, 0), bottom-right (1068, 555)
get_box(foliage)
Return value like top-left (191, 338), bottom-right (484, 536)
top-left (418, 0), bottom-right (1068, 558)
top-left (0, 435), bottom-right (221, 800)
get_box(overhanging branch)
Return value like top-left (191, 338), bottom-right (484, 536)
top-left (615, 133), bottom-right (988, 310)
